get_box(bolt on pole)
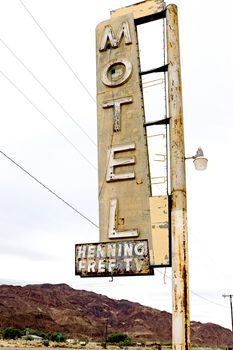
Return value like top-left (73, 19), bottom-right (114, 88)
top-left (166, 4), bottom-right (191, 350)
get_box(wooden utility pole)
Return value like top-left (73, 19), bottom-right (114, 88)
top-left (223, 294), bottom-right (233, 340)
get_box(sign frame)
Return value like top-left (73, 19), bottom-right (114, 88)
top-left (75, 240), bottom-right (154, 277)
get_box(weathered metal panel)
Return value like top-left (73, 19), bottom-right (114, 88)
top-left (149, 196), bottom-right (170, 266)
top-left (96, 14), bottom-right (152, 251)
top-left (111, 0), bottom-right (165, 20)
top-left (75, 240), bottom-right (153, 277)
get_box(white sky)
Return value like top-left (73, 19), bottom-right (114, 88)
top-left (0, 0), bottom-right (232, 333)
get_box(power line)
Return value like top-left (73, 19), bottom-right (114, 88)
top-left (186, 221), bottom-right (233, 286)
top-left (0, 149), bottom-right (99, 229)
top-left (155, 268), bottom-right (226, 308)
top-left (0, 69), bottom-right (97, 171)
top-left (0, 37), bottom-right (96, 147)
top-left (19, 0), bottom-right (96, 104)
top-left (190, 290), bottom-right (226, 308)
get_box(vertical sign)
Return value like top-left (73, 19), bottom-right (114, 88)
top-left (96, 15), bottom-right (153, 254)
top-left (76, 1), bottom-right (170, 277)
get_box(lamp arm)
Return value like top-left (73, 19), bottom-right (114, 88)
top-left (185, 156), bottom-right (195, 160)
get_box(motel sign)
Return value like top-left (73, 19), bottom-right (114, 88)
top-left (75, 240), bottom-right (152, 277)
top-left (76, 0), bottom-right (170, 277)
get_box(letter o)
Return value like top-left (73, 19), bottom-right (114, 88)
top-left (101, 58), bottom-right (132, 87)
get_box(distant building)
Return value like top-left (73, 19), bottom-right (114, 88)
top-left (21, 335), bottom-right (43, 342)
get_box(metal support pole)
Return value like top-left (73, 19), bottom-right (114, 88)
top-left (166, 5), bottom-right (190, 350)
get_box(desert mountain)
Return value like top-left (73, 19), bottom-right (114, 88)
top-left (0, 283), bottom-right (231, 346)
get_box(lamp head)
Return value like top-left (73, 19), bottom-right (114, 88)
top-left (193, 147), bottom-right (208, 171)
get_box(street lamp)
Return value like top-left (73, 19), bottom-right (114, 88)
top-left (186, 147), bottom-right (208, 171)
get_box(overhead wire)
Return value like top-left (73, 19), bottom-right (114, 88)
top-left (155, 268), bottom-right (227, 308)
top-left (0, 149), bottom-right (99, 229)
top-left (0, 3), bottom-right (99, 231)
top-left (0, 69), bottom-right (97, 171)
top-left (187, 225), bottom-right (229, 284)
top-left (189, 290), bottom-right (227, 308)
top-left (19, 0), bottom-right (96, 104)
top-left (0, 37), bottom-right (96, 147)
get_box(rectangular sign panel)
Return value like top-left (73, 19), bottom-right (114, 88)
top-left (75, 240), bottom-right (153, 277)
top-left (150, 195), bottom-right (170, 266)
top-left (96, 10), bottom-right (170, 267)
top-left (96, 13), bottom-right (153, 251)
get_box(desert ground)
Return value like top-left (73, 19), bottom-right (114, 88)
top-left (0, 339), bottom-right (229, 350)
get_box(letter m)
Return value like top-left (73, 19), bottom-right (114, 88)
top-left (99, 22), bottom-right (132, 51)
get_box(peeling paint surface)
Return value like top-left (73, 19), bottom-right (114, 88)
top-left (75, 240), bottom-right (153, 277)
top-left (166, 4), bottom-right (190, 350)
top-left (150, 196), bottom-right (170, 266)
top-left (111, 0), bottom-right (165, 19)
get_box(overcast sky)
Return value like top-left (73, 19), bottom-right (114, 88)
top-left (0, 0), bottom-right (232, 333)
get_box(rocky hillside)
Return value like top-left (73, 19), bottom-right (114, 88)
top-left (0, 283), bottom-right (231, 346)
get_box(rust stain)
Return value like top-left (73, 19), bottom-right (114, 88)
top-left (75, 240), bottom-right (153, 277)
top-left (166, 3), bottom-right (190, 348)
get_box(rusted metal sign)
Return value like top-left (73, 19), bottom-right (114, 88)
top-left (111, 0), bottom-right (165, 20)
top-left (96, 12), bottom-right (152, 245)
top-left (96, 4), bottom-right (170, 267)
top-left (75, 240), bottom-right (153, 277)
top-left (74, 0), bottom-right (170, 280)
